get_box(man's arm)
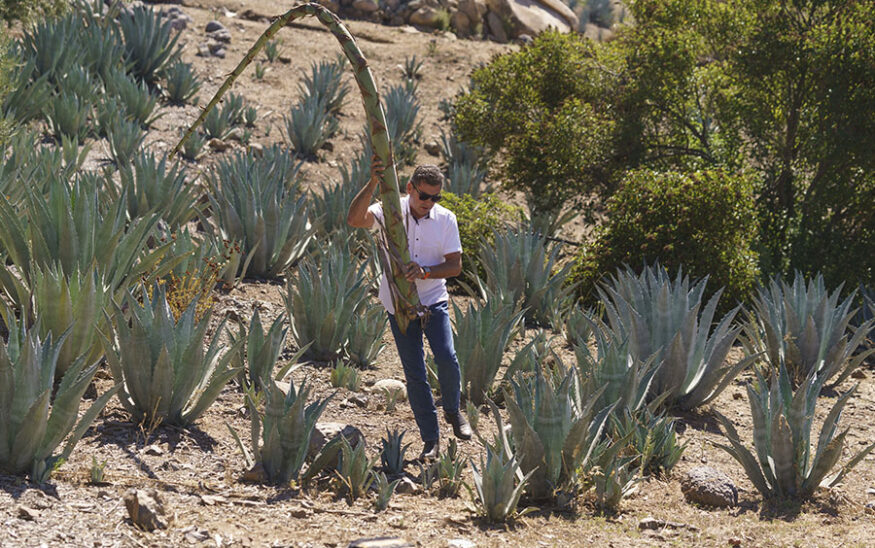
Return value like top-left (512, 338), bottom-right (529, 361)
top-left (402, 252), bottom-right (462, 281)
top-left (346, 159), bottom-right (382, 228)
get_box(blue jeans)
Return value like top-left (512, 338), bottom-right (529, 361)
top-left (388, 301), bottom-right (461, 442)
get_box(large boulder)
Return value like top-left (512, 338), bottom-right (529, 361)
top-left (485, 0), bottom-right (578, 37)
top-left (458, 0), bottom-right (488, 23)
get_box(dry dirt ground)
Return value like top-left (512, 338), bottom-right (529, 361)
top-left (2, 1), bottom-right (875, 547)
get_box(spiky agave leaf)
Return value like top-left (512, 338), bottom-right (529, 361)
top-left (469, 444), bottom-right (534, 523)
top-left (599, 264), bottom-right (755, 411)
top-left (452, 296), bottom-right (524, 405)
top-left (379, 427), bottom-right (411, 476)
top-left (714, 365), bottom-right (875, 499)
top-left (0, 305), bottom-right (119, 481)
top-left (257, 377), bottom-right (332, 484)
top-left (503, 366), bottom-right (612, 500)
top-left (744, 272), bottom-right (875, 387)
top-left (103, 284), bottom-right (241, 426)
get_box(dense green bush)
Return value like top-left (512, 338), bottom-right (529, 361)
top-left (569, 169), bottom-right (759, 308)
top-left (453, 31), bottom-right (618, 216)
top-left (440, 192), bottom-right (523, 287)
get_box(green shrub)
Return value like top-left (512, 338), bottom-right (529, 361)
top-left (440, 192), bottom-right (523, 287)
top-left (453, 31), bottom-right (617, 216)
top-left (570, 169), bottom-right (759, 310)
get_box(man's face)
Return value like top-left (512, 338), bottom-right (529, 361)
top-left (407, 179), bottom-right (442, 218)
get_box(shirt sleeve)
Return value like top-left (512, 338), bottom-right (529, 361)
top-left (367, 202), bottom-right (383, 232)
top-left (443, 212), bottom-right (463, 256)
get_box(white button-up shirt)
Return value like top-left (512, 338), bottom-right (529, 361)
top-left (368, 195), bottom-right (462, 315)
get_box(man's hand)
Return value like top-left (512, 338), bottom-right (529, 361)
top-left (370, 155), bottom-right (384, 185)
top-left (402, 261), bottom-right (426, 281)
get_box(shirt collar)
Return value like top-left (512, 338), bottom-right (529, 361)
top-left (404, 194), bottom-right (432, 224)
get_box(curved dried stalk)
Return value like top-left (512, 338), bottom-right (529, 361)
top-left (171, 3), bottom-right (419, 333)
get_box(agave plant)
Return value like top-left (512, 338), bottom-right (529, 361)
top-left (451, 297), bottom-right (524, 405)
top-left (380, 428), bottom-right (411, 476)
top-left (18, 13), bottom-right (86, 87)
top-left (1, 54), bottom-right (52, 127)
top-left (284, 94), bottom-right (339, 158)
top-left (46, 92), bottom-right (93, 142)
top-left (479, 227), bottom-right (575, 328)
top-left (119, 5), bottom-right (182, 85)
top-left (502, 366), bottom-right (613, 500)
top-left (0, 306), bottom-right (120, 482)
top-left (743, 272), bottom-right (875, 387)
top-left (329, 360), bottom-right (361, 391)
top-left (372, 470), bottom-right (400, 511)
top-left (163, 61), bottom-right (201, 105)
top-left (298, 55), bottom-right (349, 116)
top-left (107, 117), bottom-right (146, 166)
top-left (440, 129), bottom-right (489, 198)
top-left (229, 308), bottom-right (289, 391)
top-left (336, 436), bottom-right (377, 503)
top-left (179, 129), bottom-right (207, 161)
top-left (381, 83), bottom-right (422, 166)
top-left (609, 408), bottom-right (685, 477)
top-left (599, 265), bottom-right (757, 411)
top-left (309, 178), bottom-right (361, 241)
top-left (114, 151), bottom-right (199, 228)
top-left (284, 244), bottom-right (371, 361)
top-left (591, 435), bottom-right (640, 512)
top-left (436, 439), bottom-right (465, 497)
top-left (469, 444), bottom-right (534, 523)
top-left (0, 178), bottom-right (170, 300)
top-left (103, 67), bottom-right (160, 128)
top-left (206, 145), bottom-right (314, 278)
top-left (715, 364), bottom-right (875, 500)
top-left (573, 324), bottom-right (659, 417)
top-left (104, 284), bottom-right (241, 426)
top-left (344, 303), bottom-right (387, 369)
top-left (27, 264), bottom-right (110, 377)
top-left (233, 377), bottom-right (332, 485)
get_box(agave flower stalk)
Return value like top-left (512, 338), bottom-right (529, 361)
top-left (715, 365), bottom-right (875, 500)
top-left (171, 2), bottom-right (420, 334)
top-left (103, 284), bottom-right (242, 426)
top-left (0, 306), bottom-right (120, 482)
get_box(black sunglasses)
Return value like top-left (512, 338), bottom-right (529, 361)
top-left (412, 183), bottom-right (442, 203)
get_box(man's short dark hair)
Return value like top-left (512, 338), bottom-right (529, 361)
top-left (411, 165), bottom-right (444, 187)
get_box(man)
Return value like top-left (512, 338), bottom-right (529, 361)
top-left (347, 161), bottom-right (472, 461)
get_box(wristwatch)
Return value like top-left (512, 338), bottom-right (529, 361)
top-left (422, 266), bottom-right (431, 279)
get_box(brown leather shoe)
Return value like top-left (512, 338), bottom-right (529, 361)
top-left (418, 439), bottom-right (439, 462)
top-left (444, 411), bottom-right (473, 440)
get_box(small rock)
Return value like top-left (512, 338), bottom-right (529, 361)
top-left (372, 379), bottom-right (407, 401)
top-left (17, 506), bottom-right (39, 521)
top-left (199, 494), bottom-right (228, 506)
top-left (424, 140), bottom-right (441, 156)
top-left (308, 423), bottom-right (366, 461)
top-left (241, 463), bottom-right (267, 483)
top-left (248, 142), bottom-right (264, 156)
top-left (144, 444), bottom-right (164, 456)
top-left (681, 466), bottom-right (738, 508)
top-left (207, 29), bottom-right (232, 43)
top-left (352, 0), bottom-right (379, 12)
top-left (732, 391), bottom-right (743, 400)
top-left (181, 525), bottom-right (210, 543)
top-left (124, 489), bottom-right (168, 531)
top-left (728, 538), bottom-right (742, 547)
top-left (348, 538), bottom-right (413, 548)
top-left (638, 517), bottom-right (661, 530)
top-left (448, 540), bottom-right (475, 548)
top-left (205, 20), bottom-right (226, 32)
top-left (346, 394), bottom-right (369, 408)
top-left (851, 369), bottom-right (866, 379)
top-left (638, 517), bottom-right (695, 531)
top-left (395, 477), bottom-right (420, 495)
top-left (208, 138), bottom-right (231, 152)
